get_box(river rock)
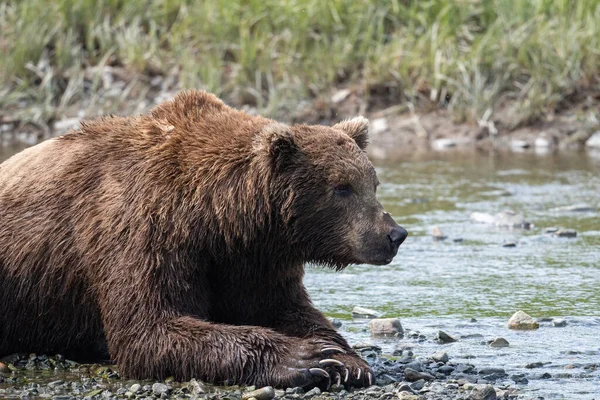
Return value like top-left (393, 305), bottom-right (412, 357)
top-left (470, 210), bottom-right (530, 229)
top-left (586, 131), bottom-right (600, 148)
top-left (432, 226), bottom-right (447, 241)
top-left (431, 351), bottom-right (449, 363)
top-left (468, 384), bottom-right (497, 400)
top-left (242, 386), bottom-right (275, 400)
top-left (437, 330), bottom-right (458, 343)
top-left (535, 137), bottom-right (552, 148)
top-left (511, 139), bottom-right (530, 149)
top-left (329, 318), bottom-right (342, 328)
top-left (369, 318), bottom-right (403, 337)
top-left (371, 118), bottom-right (389, 135)
top-left (479, 367), bottom-right (506, 376)
top-left (398, 391), bottom-right (419, 400)
top-left (488, 337), bottom-right (509, 348)
top-left (552, 318), bottom-right (567, 327)
top-left (152, 383), bottom-right (170, 396)
top-left (352, 306), bottom-right (382, 319)
top-left (502, 241), bottom-right (516, 248)
top-left (507, 310), bottom-right (539, 330)
top-left (129, 384), bottom-right (141, 394)
top-left (331, 89), bottom-right (351, 104)
top-left (0, 362), bottom-right (9, 373)
top-left (556, 229), bottom-right (577, 238)
top-left (404, 367), bottom-right (434, 382)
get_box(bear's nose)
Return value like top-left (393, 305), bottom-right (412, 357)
top-left (388, 226), bottom-right (408, 246)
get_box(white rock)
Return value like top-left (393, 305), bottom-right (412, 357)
top-left (511, 139), bottom-right (530, 149)
top-left (53, 118), bottom-right (80, 134)
top-left (352, 306), bottom-right (381, 319)
top-left (534, 137), bottom-right (552, 148)
top-left (585, 131), bottom-right (600, 148)
top-left (371, 118), bottom-right (388, 134)
top-left (331, 89), bottom-right (351, 104)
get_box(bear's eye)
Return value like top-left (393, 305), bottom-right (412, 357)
top-left (334, 184), bottom-right (353, 197)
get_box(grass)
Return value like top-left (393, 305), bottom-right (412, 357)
top-left (1, 0), bottom-right (599, 126)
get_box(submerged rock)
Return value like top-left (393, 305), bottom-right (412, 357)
top-left (432, 226), bottom-right (447, 241)
top-left (488, 338), bottom-right (510, 348)
top-left (508, 311), bottom-right (539, 330)
top-left (553, 318), bottom-right (568, 327)
top-left (556, 229), bottom-right (577, 238)
top-left (369, 318), bottom-right (403, 337)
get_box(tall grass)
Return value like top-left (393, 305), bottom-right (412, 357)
top-left (1, 0), bottom-right (599, 125)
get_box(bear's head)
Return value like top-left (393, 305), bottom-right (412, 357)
top-left (254, 117), bottom-right (407, 269)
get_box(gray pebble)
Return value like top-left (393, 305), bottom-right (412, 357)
top-left (431, 351), bottom-right (449, 363)
top-left (468, 384), bottom-right (497, 400)
top-left (404, 368), bottom-right (434, 382)
top-left (129, 384), bottom-right (141, 394)
top-left (303, 387), bottom-right (321, 397)
top-left (556, 229), bottom-right (577, 238)
top-left (151, 383), bottom-right (169, 396)
top-left (479, 367), bottom-right (506, 376)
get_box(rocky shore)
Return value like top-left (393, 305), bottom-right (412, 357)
top-left (0, 345), bottom-right (518, 400)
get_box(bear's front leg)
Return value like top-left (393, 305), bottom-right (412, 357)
top-left (99, 287), bottom-right (342, 389)
top-left (269, 286), bottom-right (374, 388)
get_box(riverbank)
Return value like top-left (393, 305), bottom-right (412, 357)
top-left (2, 1), bottom-right (599, 151)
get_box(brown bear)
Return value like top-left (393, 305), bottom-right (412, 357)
top-left (0, 91), bottom-right (407, 389)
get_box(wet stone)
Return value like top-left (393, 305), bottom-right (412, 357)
top-left (404, 368), bottom-right (434, 382)
top-left (352, 306), bottom-right (382, 319)
top-left (397, 391), bottom-right (419, 400)
top-left (553, 318), bottom-right (568, 327)
top-left (129, 384), bottom-right (141, 394)
top-left (479, 367), bottom-right (506, 376)
top-left (285, 387), bottom-right (304, 395)
top-left (437, 330), bottom-right (458, 343)
top-left (438, 365), bottom-right (455, 374)
top-left (242, 386), bottom-right (275, 400)
top-left (404, 361), bottom-right (423, 372)
top-left (510, 374), bottom-right (529, 384)
top-left (151, 383), bottom-right (169, 396)
top-left (369, 318), bottom-right (403, 337)
top-left (329, 318), bottom-right (343, 328)
top-left (556, 229), bottom-right (577, 238)
top-left (468, 384), bottom-right (497, 400)
top-left (488, 337), bottom-right (510, 348)
top-left (303, 387), bottom-right (321, 397)
top-left (502, 241), bottom-right (517, 248)
top-left (507, 310), bottom-right (539, 330)
top-left (431, 351), bottom-right (449, 363)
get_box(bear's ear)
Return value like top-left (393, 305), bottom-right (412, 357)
top-left (333, 116), bottom-right (370, 150)
top-left (254, 122), bottom-right (298, 170)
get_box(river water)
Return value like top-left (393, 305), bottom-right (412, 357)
top-left (307, 150), bottom-right (600, 399)
top-left (1, 146), bottom-right (599, 399)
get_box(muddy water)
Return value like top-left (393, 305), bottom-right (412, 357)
top-left (1, 146), bottom-right (599, 399)
top-left (307, 150), bottom-right (600, 399)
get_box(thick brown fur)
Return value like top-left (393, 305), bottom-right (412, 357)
top-left (0, 91), bottom-right (405, 388)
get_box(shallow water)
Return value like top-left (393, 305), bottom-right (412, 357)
top-left (307, 150), bottom-right (600, 399)
top-left (1, 146), bottom-right (599, 399)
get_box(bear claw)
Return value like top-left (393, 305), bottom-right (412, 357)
top-left (319, 358), bottom-right (344, 367)
top-left (343, 368), bottom-right (350, 383)
top-left (321, 346), bottom-right (345, 355)
top-left (367, 371), bottom-right (373, 386)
